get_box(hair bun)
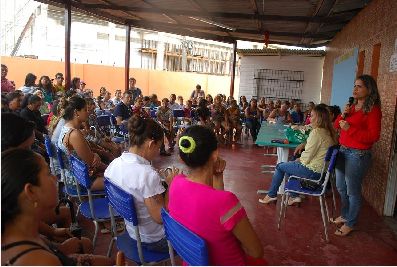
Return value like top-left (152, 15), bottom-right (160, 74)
top-left (180, 138), bottom-right (191, 148)
top-left (179, 136), bottom-right (196, 154)
top-left (129, 115), bottom-right (146, 135)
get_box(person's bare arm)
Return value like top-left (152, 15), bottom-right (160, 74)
top-left (294, 142), bottom-right (306, 155)
top-left (232, 217), bottom-right (264, 259)
top-left (244, 107), bottom-right (250, 119)
top-left (268, 109), bottom-right (277, 119)
top-left (213, 157), bottom-right (226, 190)
top-left (68, 130), bottom-right (95, 165)
top-left (144, 194), bottom-right (165, 224)
top-left (143, 167), bottom-right (179, 223)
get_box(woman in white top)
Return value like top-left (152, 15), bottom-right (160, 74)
top-left (104, 115), bottom-right (178, 252)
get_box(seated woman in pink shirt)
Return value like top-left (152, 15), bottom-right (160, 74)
top-left (168, 125), bottom-right (264, 265)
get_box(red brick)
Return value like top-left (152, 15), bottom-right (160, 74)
top-left (321, 0), bottom-right (397, 215)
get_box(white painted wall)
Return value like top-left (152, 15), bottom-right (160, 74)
top-left (238, 55), bottom-right (324, 104)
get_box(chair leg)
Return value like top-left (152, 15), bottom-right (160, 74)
top-left (76, 204), bottom-right (81, 218)
top-left (277, 193), bottom-right (286, 229)
top-left (93, 220), bottom-right (99, 249)
top-left (106, 237), bottom-right (115, 258)
top-left (330, 173), bottom-right (337, 220)
top-left (324, 195), bottom-right (330, 223)
top-left (319, 196), bottom-right (329, 242)
top-left (283, 194), bottom-right (289, 219)
top-left (168, 240), bottom-right (176, 266)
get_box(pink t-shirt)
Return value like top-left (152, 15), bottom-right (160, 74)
top-left (168, 174), bottom-right (247, 266)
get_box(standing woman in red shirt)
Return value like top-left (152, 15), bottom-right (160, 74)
top-left (333, 74), bottom-right (382, 236)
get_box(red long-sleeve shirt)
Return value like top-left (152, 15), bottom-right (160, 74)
top-left (334, 105), bottom-right (382, 150)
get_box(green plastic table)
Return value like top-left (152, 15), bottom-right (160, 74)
top-left (255, 122), bottom-right (301, 194)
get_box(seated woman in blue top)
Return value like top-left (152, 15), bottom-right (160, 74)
top-left (259, 104), bottom-right (337, 205)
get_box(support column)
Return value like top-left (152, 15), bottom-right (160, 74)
top-left (156, 33), bottom-right (165, 70)
top-left (229, 41), bottom-right (237, 97)
top-left (125, 25), bottom-right (131, 92)
top-left (64, 0), bottom-right (71, 91)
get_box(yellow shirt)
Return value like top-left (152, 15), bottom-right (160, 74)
top-left (53, 84), bottom-right (65, 93)
top-left (300, 128), bottom-right (335, 173)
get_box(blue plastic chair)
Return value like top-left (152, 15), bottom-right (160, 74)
top-left (69, 154), bottom-right (115, 248)
top-left (172, 109), bottom-right (185, 118)
top-left (161, 209), bottom-right (208, 266)
top-left (56, 147), bottom-right (104, 199)
top-left (104, 178), bottom-right (170, 264)
top-left (277, 148), bottom-right (339, 242)
top-left (44, 135), bottom-right (56, 175)
top-left (172, 109), bottom-right (186, 134)
top-left (111, 121), bottom-right (129, 149)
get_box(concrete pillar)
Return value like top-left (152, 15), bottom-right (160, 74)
top-left (156, 33), bottom-right (165, 70)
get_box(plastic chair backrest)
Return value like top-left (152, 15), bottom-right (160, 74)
top-left (104, 178), bottom-right (138, 225)
top-left (109, 115), bottom-right (117, 126)
top-left (119, 123), bottom-right (129, 135)
top-left (161, 209), bottom-right (209, 266)
top-left (325, 145), bottom-right (339, 161)
top-left (173, 109), bottom-right (185, 118)
top-left (44, 135), bottom-right (54, 157)
top-left (55, 146), bottom-right (65, 169)
top-left (327, 148), bottom-right (339, 172)
top-left (69, 154), bottom-right (92, 189)
top-left (97, 115), bottom-right (112, 127)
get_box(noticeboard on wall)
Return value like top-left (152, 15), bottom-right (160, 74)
top-left (330, 48), bottom-right (358, 109)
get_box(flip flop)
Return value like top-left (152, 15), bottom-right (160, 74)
top-left (334, 224), bottom-right (354, 237)
top-left (330, 216), bottom-right (347, 225)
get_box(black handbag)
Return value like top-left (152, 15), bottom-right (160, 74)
top-left (299, 172), bottom-right (325, 190)
top-left (300, 179), bottom-right (321, 190)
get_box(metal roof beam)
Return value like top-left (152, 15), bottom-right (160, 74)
top-left (79, 4), bottom-right (354, 24)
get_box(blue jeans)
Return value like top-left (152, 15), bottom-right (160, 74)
top-left (141, 237), bottom-right (169, 253)
top-left (335, 146), bottom-right (371, 228)
top-left (268, 161), bottom-right (321, 197)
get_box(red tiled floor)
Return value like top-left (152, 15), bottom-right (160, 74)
top-left (81, 141), bottom-right (397, 265)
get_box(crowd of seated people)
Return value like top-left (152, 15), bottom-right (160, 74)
top-left (5, 65), bottom-right (367, 264)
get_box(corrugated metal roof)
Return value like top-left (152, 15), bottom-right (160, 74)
top-left (37, 0), bottom-right (371, 48)
top-left (237, 48), bottom-right (326, 57)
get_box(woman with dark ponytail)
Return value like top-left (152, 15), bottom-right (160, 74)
top-left (105, 115), bottom-right (179, 252)
top-left (168, 125), bottom-right (265, 265)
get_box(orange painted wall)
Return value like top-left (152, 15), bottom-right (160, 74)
top-left (1, 56), bottom-right (239, 99)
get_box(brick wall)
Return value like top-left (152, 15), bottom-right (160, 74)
top-left (321, 0), bottom-right (397, 214)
